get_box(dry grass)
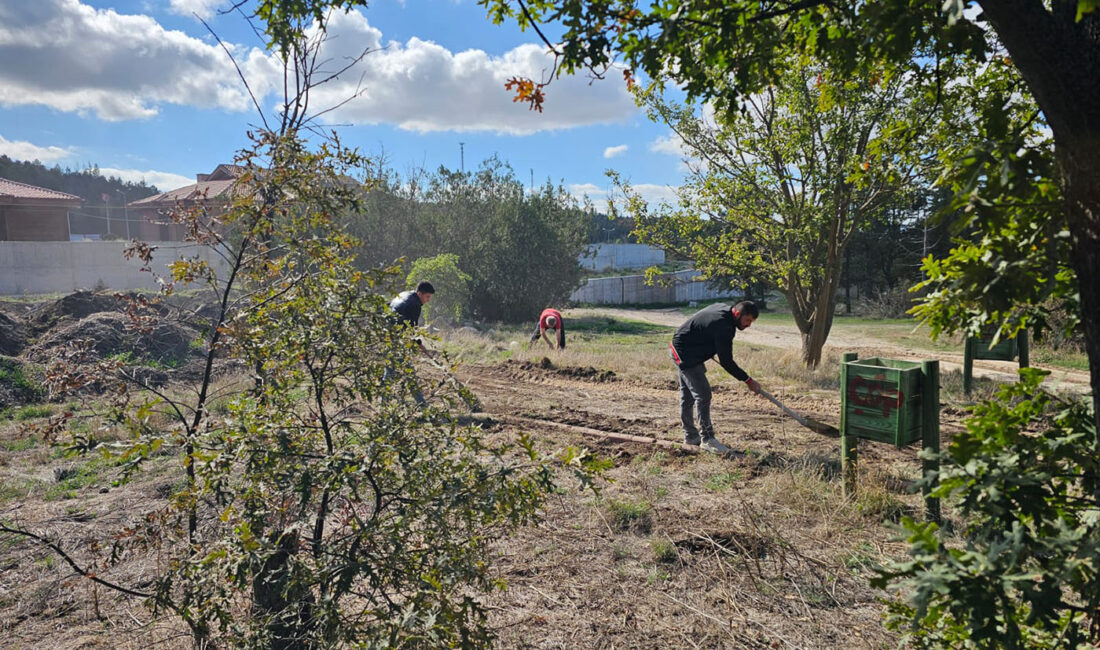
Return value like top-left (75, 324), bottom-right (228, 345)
top-left (0, 314), bottom-right (983, 648)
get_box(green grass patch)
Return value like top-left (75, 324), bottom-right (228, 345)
top-left (109, 350), bottom-right (185, 370)
top-left (650, 538), bottom-right (678, 564)
top-left (13, 405), bottom-right (53, 421)
top-left (46, 463), bottom-right (101, 500)
top-left (1, 436), bottom-right (39, 452)
top-left (567, 316), bottom-right (670, 336)
top-left (1031, 346), bottom-right (1090, 371)
top-left (607, 498), bottom-right (654, 534)
top-left (704, 469), bottom-right (745, 492)
top-left (0, 357), bottom-right (43, 402)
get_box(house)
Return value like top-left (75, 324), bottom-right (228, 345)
top-left (126, 164), bottom-right (247, 241)
top-left (0, 178), bottom-right (83, 241)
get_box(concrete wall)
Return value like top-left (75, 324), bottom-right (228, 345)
top-left (570, 269), bottom-right (741, 305)
top-left (580, 243), bottom-right (664, 271)
top-left (0, 241), bottom-right (230, 295)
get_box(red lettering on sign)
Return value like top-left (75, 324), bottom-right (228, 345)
top-left (848, 375), bottom-right (904, 417)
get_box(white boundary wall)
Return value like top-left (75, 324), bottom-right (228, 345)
top-left (570, 269), bottom-right (740, 305)
top-left (580, 243), bottom-right (664, 271)
top-left (0, 241), bottom-right (230, 295)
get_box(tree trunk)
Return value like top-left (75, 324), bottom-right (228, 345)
top-left (1061, 142), bottom-right (1100, 464)
top-left (978, 0), bottom-right (1100, 480)
top-left (253, 531), bottom-right (314, 650)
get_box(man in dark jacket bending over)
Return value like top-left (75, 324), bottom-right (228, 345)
top-left (669, 301), bottom-right (761, 453)
top-left (387, 281), bottom-right (435, 405)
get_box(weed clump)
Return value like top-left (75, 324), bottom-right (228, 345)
top-left (607, 498), bottom-right (653, 534)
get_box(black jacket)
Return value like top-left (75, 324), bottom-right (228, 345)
top-left (390, 290), bottom-right (423, 326)
top-left (670, 303), bottom-right (749, 381)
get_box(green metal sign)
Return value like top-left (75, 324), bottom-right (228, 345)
top-left (840, 353), bottom-right (940, 522)
top-left (963, 329), bottom-right (1029, 395)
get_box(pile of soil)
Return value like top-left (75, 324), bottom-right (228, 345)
top-left (508, 358), bottom-right (618, 383)
top-left (27, 312), bottom-right (128, 360)
top-left (25, 291), bottom-right (127, 333)
top-left (129, 321), bottom-right (197, 362)
top-left (28, 313), bottom-right (198, 365)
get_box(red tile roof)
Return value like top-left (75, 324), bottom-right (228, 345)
top-left (128, 164), bottom-right (249, 207)
top-left (0, 178), bottom-right (83, 203)
top-left (128, 179), bottom-right (242, 206)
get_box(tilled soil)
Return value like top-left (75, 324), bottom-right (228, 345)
top-left (0, 297), bottom-right (992, 648)
top-left (447, 358), bottom-right (969, 649)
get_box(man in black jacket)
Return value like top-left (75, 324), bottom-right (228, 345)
top-left (669, 301), bottom-right (761, 452)
top-left (386, 281), bottom-right (435, 404)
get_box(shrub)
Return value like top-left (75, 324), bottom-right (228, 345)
top-left (407, 253), bottom-right (472, 326)
top-left (875, 369), bottom-right (1099, 647)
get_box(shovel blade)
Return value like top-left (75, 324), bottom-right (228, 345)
top-left (804, 418), bottom-right (840, 437)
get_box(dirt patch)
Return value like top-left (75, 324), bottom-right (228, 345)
top-left (506, 357), bottom-right (618, 383)
top-left (0, 312), bottom-right (27, 356)
top-left (542, 406), bottom-right (650, 436)
top-left (674, 529), bottom-right (772, 559)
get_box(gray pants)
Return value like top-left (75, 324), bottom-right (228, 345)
top-left (676, 362), bottom-right (713, 440)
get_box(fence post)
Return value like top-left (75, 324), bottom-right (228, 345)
top-left (840, 351), bottom-right (858, 497)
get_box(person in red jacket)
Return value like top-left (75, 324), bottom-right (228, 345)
top-left (669, 301), bottom-right (762, 453)
top-left (528, 307), bottom-right (566, 350)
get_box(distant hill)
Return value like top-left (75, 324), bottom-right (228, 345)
top-left (0, 155), bottom-right (162, 238)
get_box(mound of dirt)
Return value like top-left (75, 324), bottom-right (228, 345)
top-left (129, 321), bottom-right (198, 362)
top-left (0, 312), bottom-right (27, 356)
top-left (27, 313), bottom-right (198, 366)
top-left (508, 358), bottom-right (618, 383)
top-left (25, 291), bottom-right (126, 333)
top-left (29, 312), bottom-right (128, 360)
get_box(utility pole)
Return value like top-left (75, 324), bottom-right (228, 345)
top-left (530, 168), bottom-right (534, 193)
top-left (117, 189), bottom-right (130, 240)
top-left (459, 142), bottom-right (465, 173)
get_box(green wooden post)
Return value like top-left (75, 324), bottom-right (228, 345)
top-left (840, 352), bottom-right (858, 497)
top-left (920, 360), bottom-right (941, 523)
top-left (1018, 329), bottom-right (1030, 368)
top-left (963, 338), bottom-right (974, 396)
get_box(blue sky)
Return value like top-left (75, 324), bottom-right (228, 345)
top-left (0, 0), bottom-right (687, 209)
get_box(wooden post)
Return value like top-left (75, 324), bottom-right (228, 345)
top-left (921, 360), bottom-right (941, 523)
top-left (1018, 330), bottom-right (1030, 368)
top-left (840, 352), bottom-right (858, 497)
top-left (963, 338), bottom-right (974, 396)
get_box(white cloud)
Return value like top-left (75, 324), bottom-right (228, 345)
top-left (0, 2), bottom-right (634, 133)
top-left (627, 183), bottom-right (680, 206)
top-left (168, 0), bottom-right (224, 20)
top-left (650, 133), bottom-right (685, 156)
top-left (302, 11), bottom-right (637, 134)
top-left (569, 181), bottom-right (679, 214)
top-left (603, 144), bottom-right (628, 158)
top-left (0, 0), bottom-right (269, 120)
top-left (0, 134), bottom-right (74, 162)
top-left (99, 167), bottom-right (194, 192)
